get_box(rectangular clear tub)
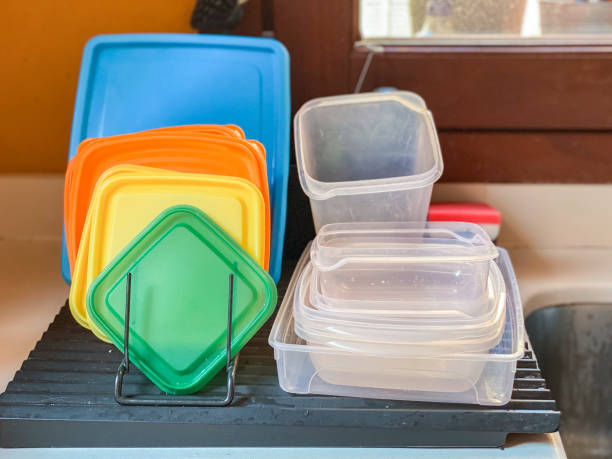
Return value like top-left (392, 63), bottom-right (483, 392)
top-left (310, 222), bottom-right (499, 318)
top-left (269, 244), bottom-right (525, 406)
top-left (294, 92), bottom-right (443, 230)
top-left (293, 261), bottom-right (507, 355)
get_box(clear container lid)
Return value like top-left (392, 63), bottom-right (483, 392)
top-left (292, 319), bottom-right (504, 356)
top-left (292, 262), bottom-right (507, 352)
top-left (311, 222), bottom-right (499, 271)
top-left (270, 244), bottom-right (524, 362)
top-left (310, 264), bottom-right (500, 322)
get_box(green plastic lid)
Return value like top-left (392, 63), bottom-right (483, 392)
top-left (87, 205), bottom-right (277, 394)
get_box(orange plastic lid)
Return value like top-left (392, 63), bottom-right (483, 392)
top-left (64, 126), bottom-right (240, 217)
top-left (64, 125), bottom-right (251, 206)
top-left (65, 132), bottom-right (270, 273)
top-left (64, 125), bottom-right (243, 237)
top-left (75, 124), bottom-right (266, 161)
top-left (65, 131), bottom-right (270, 273)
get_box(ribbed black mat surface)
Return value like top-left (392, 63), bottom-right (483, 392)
top-left (0, 263), bottom-right (559, 448)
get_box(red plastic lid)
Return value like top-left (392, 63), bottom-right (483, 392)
top-left (428, 203), bottom-right (501, 225)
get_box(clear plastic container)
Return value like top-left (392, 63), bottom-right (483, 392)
top-left (293, 262), bottom-right (506, 355)
top-left (310, 222), bottom-right (499, 317)
top-left (269, 244), bottom-right (525, 406)
top-left (294, 92), bottom-right (443, 230)
top-left (310, 265), bottom-right (504, 323)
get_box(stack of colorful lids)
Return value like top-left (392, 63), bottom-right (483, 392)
top-left (65, 125), bottom-right (272, 338)
top-left (61, 34), bottom-right (289, 395)
top-left (64, 126), bottom-right (277, 393)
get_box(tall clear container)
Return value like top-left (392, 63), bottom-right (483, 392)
top-left (294, 92), bottom-right (443, 230)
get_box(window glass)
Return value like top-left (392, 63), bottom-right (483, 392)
top-left (359, 0), bottom-right (612, 44)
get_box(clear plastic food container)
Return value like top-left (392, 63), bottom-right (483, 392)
top-left (294, 92), bottom-right (443, 230)
top-left (269, 244), bottom-right (525, 406)
top-left (293, 262), bottom-right (506, 355)
top-left (310, 222), bottom-right (499, 317)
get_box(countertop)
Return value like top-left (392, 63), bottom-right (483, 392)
top-left (8, 176), bottom-right (610, 457)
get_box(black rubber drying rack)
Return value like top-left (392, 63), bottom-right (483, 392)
top-left (0, 260), bottom-right (560, 448)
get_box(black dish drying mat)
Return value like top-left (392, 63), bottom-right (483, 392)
top-left (0, 261), bottom-right (559, 448)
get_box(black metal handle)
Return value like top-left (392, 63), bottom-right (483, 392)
top-left (114, 272), bottom-right (238, 406)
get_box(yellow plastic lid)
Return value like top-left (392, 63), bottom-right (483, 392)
top-left (69, 165), bottom-right (266, 341)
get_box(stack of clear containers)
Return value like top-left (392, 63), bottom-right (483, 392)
top-left (278, 90), bottom-right (524, 406)
top-left (269, 223), bottom-right (525, 406)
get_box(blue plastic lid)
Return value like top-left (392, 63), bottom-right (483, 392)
top-left (63, 33), bottom-right (290, 283)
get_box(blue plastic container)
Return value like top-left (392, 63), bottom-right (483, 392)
top-left (63, 33), bottom-right (290, 283)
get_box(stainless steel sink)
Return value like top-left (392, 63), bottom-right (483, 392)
top-left (526, 304), bottom-right (612, 459)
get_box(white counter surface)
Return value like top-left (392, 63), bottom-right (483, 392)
top-left (0, 434), bottom-right (567, 459)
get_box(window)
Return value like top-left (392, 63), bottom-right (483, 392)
top-left (359, 0), bottom-right (612, 44)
